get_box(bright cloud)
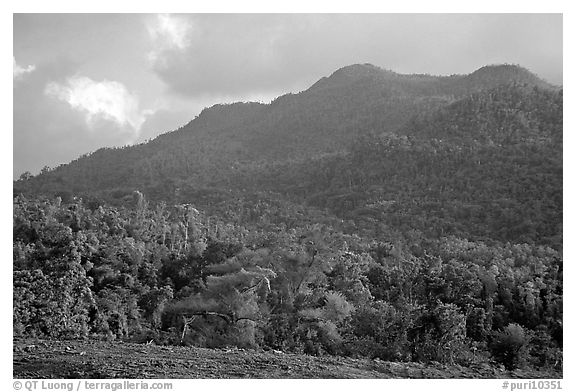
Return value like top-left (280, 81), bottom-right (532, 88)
top-left (13, 57), bottom-right (36, 80)
top-left (148, 14), bottom-right (191, 52)
top-left (45, 76), bottom-right (149, 138)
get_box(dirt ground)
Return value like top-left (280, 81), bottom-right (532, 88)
top-left (13, 338), bottom-right (561, 379)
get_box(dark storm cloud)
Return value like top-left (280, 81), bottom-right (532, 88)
top-left (150, 14), bottom-right (562, 99)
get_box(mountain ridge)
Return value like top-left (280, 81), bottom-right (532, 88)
top-left (15, 63), bottom-right (557, 197)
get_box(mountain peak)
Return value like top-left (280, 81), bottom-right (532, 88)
top-left (330, 63), bottom-right (402, 81)
top-left (332, 63), bottom-right (386, 76)
top-left (471, 63), bottom-right (531, 74)
top-left (309, 63), bottom-right (397, 91)
top-left (465, 64), bottom-right (552, 88)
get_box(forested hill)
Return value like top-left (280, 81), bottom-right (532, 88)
top-left (13, 64), bottom-right (564, 374)
top-left (241, 83), bottom-right (562, 249)
top-left (15, 63), bottom-right (555, 196)
top-left (401, 83), bottom-right (563, 145)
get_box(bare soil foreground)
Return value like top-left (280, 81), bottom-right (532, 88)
top-left (14, 339), bottom-right (561, 379)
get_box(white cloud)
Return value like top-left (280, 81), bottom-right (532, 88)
top-left (147, 14), bottom-right (191, 57)
top-left (45, 76), bottom-right (150, 140)
top-left (13, 57), bottom-right (36, 80)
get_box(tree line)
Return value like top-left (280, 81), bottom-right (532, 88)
top-left (14, 193), bottom-right (562, 371)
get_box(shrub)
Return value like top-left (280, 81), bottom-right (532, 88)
top-left (410, 302), bottom-right (467, 364)
top-left (490, 323), bottom-right (529, 370)
top-left (351, 301), bottom-right (414, 361)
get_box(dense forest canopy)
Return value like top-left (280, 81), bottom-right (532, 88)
top-left (14, 63), bottom-right (562, 373)
top-left (15, 63), bottom-right (556, 193)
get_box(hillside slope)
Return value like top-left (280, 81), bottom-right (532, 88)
top-left (16, 64), bottom-right (554, 195)
top-left (219, 84), bottom-right (563, 248)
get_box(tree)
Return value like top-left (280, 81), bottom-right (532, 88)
top-left (490, 323), bottom-right (529, 370)
top-left (410, 302), bottom-right (467, 364)
top-left (18, 171), bottom-right (33, 181)
top-left (13, 216), bottom-right (95, 338)
top-left (166, 250), bottom-right (276, 348)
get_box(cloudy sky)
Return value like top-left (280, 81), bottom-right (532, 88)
top-left (13, 13), bottom-right (562, 177)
